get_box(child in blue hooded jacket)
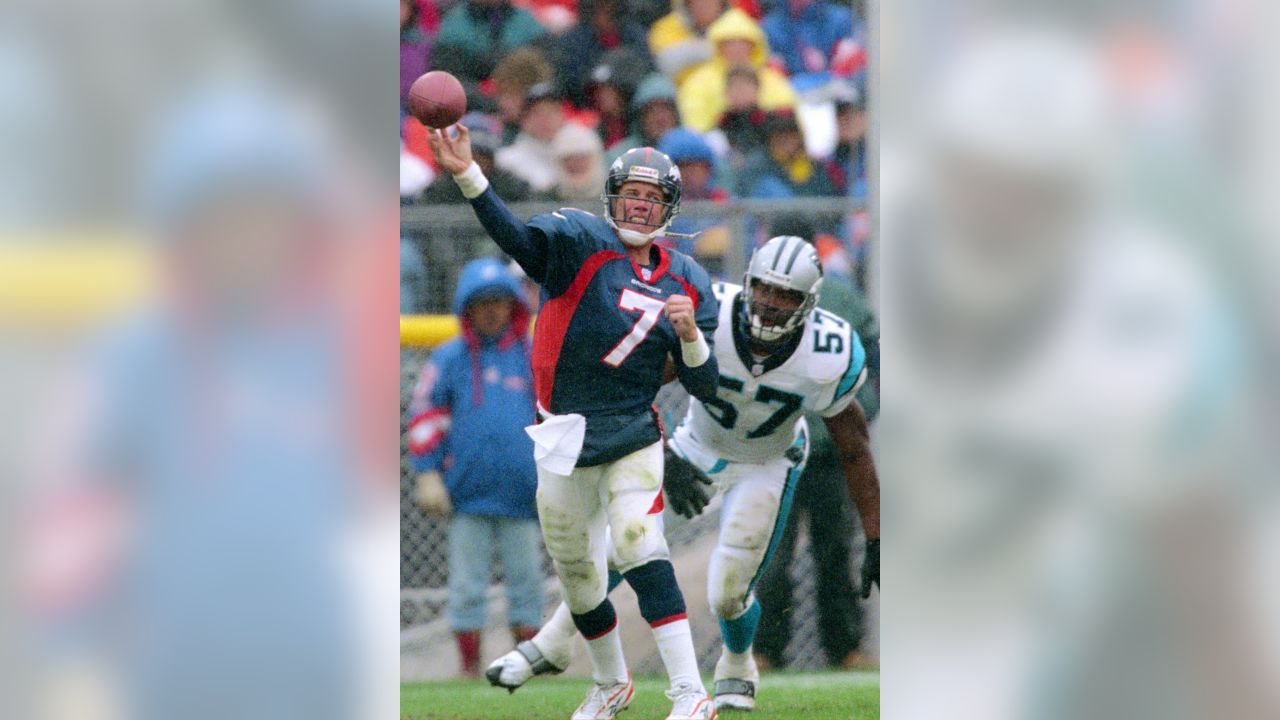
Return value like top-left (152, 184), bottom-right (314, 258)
top-left (406, 257), bottom-right (544, 676)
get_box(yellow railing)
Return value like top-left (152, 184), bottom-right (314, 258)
top-left (400, 315), bottom-right (539, 348)
top-left (399, 314), bottom-right (461, 348)
top-left (0, 241), bottom-right (153, 327)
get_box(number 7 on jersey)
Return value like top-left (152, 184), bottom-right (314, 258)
top-left (603, 289), bottom-right (666, 367)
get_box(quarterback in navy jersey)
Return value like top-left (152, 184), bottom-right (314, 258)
top-left (483, 237), bottom-right (881, 714)
top-left (431, 126), bottom-right (719, 720)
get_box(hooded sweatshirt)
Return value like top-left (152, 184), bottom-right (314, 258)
top-left (648, 1), bottom-right (729, 85)
top-left (677, 10), bottom-right (797, 132)
top-left (551, 123), bottom-right (606, 201)
top-left (406, 258), bottom-right (537, 519)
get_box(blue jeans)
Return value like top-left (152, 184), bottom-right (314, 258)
top-left (447, 513), bottom-right (545, 631)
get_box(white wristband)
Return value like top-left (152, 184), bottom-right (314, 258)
top-left (452, 161), bottom-right (490, 199)
top-left (680, 329), bottom-right (711, 368)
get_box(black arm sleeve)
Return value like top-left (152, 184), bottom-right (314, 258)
top-left (675, 350), bottom-right (719, 405)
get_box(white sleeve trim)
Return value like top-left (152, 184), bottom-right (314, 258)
top-left (680, 329), bottom-right (711, 368)
top-left (452, 161), bottom-right (490, 199)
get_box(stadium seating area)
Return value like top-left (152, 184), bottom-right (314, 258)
top-left (400, 0), bottom-right (871, 312)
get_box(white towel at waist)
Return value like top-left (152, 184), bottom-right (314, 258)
top-left (524, 405), bottom-right (586, 476)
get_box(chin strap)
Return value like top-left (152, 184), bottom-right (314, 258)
top-left (609, 215), bottom-right (670, 247)
top-left (609, 217), bottom-right (704, 247)
top-left (661, 229), bottom-right (703, 240)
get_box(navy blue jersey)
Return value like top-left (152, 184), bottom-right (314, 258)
top-left (468, 189), bottom-right (719, 466)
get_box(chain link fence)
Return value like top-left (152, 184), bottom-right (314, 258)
top-left (401, 198), bottom-right (868, 314)
top-left (400, 197), bottom-right (876, 680)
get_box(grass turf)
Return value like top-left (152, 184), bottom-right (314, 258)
top-left (402, 670), bottom-right (879, 719)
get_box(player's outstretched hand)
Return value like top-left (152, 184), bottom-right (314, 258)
top-left (428, 124), bottom-right (473, 175)
top-left (861, 538), bottom-right (879, 598)
top-left (664, 294), bottom-right (699, 342)
top-left (663, 445), bottom-right (714, 518)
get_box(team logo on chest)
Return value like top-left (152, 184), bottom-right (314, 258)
top-left (629, 277), bottom-right (664, 294)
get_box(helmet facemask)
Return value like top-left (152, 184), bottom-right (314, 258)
top-left (743, 278), bottom-right (818, 345)
top-left (602, 148), bottom-right (682, 247)
top-left (740, 235), bottom-right (825, 345)
top-left (602, 183), bottom-right (679, 246)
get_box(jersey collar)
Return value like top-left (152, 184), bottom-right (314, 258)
top-left (629, 243), bottom-right (670, 284)
top-left (731, 294), bottom-right (804, 377)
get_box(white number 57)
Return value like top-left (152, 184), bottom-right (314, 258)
top-left (603, 289), bottom-right (666, 367)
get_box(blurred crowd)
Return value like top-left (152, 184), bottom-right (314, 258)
top-left (401, 0), bottom-right (869, 275)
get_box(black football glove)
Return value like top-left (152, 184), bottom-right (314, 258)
top-left (860, 538), bottom-right (879, 599)
top-left (663, 446), bottom-right (714, 519)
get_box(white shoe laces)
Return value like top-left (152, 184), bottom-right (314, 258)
top-left (576, 681), bottom-right (628, 718)
top-left (665, 682), bottom-right (709, 717)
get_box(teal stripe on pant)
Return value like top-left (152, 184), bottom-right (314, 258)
top-left (746, 428), bottom-right (808, 595)
top-left (719, 429), bottom-right (807, 654)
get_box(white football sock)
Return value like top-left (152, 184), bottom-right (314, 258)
top-left (533, 602), bottom-right (577, 665)
top-left (718, 648), bottom-right (754, 678)
top-left (584, 627), bottom-right (629, 686)
top-left (652, 619), bottom-right (704, 691)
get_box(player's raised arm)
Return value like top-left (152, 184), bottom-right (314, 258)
top-left (428, 125), bottom-right (549, 280)
top-left (667, 270), bottom-right (719, 403)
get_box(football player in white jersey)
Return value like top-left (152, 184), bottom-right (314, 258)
top-left (485, 236), bottom-right (881, 712)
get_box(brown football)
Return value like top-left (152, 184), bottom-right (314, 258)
top-left (408, 71), bottom-right (467, 129)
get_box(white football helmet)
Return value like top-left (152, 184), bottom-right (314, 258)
top-left (742, 235), bottom-right (823, 343)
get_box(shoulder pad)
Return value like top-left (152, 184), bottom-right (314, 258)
top-left (713, 282), bottom-right (742, 303)
top-left (536, 207), bottom-right (610, 242)
top-left (553, 207), bottom-right (597, 218)
top-left (804, 308), bottom-right (858, 384)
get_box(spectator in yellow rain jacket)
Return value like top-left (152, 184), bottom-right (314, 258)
top-left (676, 9), bottom-right (797, 133)
top-left (649, 0), bottom-right (739, 87)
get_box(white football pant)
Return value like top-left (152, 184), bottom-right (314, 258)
top-left (669, 419), bottom-right (810, 620)
top-left (535, 441), bottom-right (669, 614)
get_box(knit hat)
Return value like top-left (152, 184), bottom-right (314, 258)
top-left (551, 123), bottom-right (604, 159)
top-left (631, 74), bottom-right (678, 111)
top-left (658, 127), bottom-right (714, 165)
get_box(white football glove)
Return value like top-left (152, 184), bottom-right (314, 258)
top-left (414, 471), bottom-right (452, 515)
